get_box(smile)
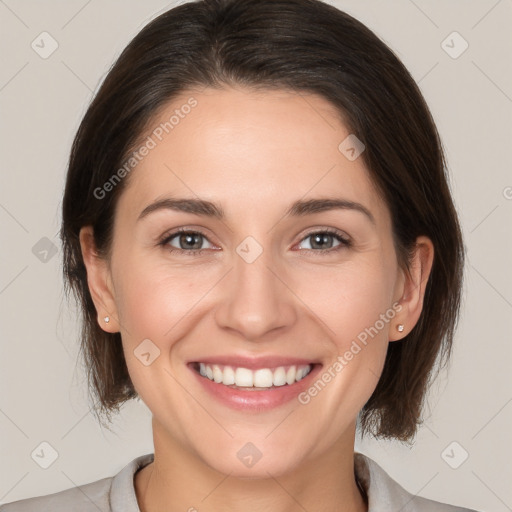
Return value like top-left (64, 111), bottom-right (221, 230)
top-left (195, 362), bottom-right (313, 389)
top-left (188, 356), bottom-right (322, 410)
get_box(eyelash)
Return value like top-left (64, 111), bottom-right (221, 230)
top-left (158, 227), bottom-right (352, 256)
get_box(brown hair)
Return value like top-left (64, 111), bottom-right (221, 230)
top-left (61, 0), bottom-right (465, 441)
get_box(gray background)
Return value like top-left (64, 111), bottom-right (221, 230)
top-left (1, 0), bottom-right (511, 510)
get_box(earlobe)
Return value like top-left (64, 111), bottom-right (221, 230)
top-left (389, 236), bottom-right (434, 341)
top-left (79, 226), bottom-right (120, 333)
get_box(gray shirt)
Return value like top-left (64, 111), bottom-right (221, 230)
top-left (0, 452), bottom-right (480, 511)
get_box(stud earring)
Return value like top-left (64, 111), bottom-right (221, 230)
top-left (104, 316), bottom-right (110, 323)
top-left (397, 324), bottom-right (404, 332)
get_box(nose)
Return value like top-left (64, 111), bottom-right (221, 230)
top-left (214, 245), bottom-right (298, 342)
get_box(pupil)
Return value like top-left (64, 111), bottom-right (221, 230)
top-left (312, 233), bottom-right (332, 249)
top-left (181, 233), bottom-right (202, 250)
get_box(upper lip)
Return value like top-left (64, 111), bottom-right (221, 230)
top-left (189, 355), bottom-right (320, 370)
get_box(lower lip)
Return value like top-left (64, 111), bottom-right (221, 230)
top-left (189, 364), bottom-right (322, 411)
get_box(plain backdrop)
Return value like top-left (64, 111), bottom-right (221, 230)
top-left (1, 1), bottom-right (511, 510)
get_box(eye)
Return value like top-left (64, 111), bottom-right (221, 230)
top-left (160, 229), bottom-right (215, 254)
top-left (158, 227), bottom-right (351, 256)
top-left (296, 229), bottom-right (351, 253)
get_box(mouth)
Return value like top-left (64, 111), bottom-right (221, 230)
top-left (190, 361), bottom-right (314, 390)
top-left (187, 356), bottom-right (323, 410)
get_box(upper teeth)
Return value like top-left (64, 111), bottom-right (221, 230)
top-left (198, 363), bottom-right (312, 388)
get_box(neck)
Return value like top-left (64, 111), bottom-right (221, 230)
top-left (135, 419), bottom-right (367, 512)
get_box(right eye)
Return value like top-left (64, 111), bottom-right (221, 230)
top-left (160, 229), bottom-right (216, 255)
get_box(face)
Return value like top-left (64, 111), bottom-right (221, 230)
top-left (83, 85), bottom-right (427, 478)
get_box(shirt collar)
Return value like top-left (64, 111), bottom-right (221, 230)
top-left (354, 451), bottom-right (422, 511)
top-left (110, 452), bottom-right (154, 512)
top-left (110, 451), bottom-right (418, 512)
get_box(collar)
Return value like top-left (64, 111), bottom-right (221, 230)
top-left (109, 451), bottom-right (441, 512)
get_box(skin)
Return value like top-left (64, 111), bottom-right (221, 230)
top-left (80, 85), bottom-right (434, 512)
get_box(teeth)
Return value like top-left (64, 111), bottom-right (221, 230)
top-left (223, 365), bottom-right (235, 385)
top-left (235, 367), bottom-right (253, 387)
top-left (286, 366), bottom-right (296, 385)
top-left (212, 365), bottom-right (223, 383)
top-left (296, 366), bottom-right (307, 381)
top-left (196, 363), bottom-right (312, 388)
top-left (254, 369), bottom-right (273, 387)
top-left (273, 366), bottom-right (287, 386)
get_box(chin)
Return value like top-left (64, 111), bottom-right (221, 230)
top-left (208, 453), bottom-right (302, 479)
top-left (192, 436), bottom-right (309, 479)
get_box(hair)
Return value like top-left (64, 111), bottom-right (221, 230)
top-left (61, 0), bottom-right (465, 441)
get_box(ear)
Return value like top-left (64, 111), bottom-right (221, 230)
top-left (79, 226), bottom-right (119, 333)
top-left (389, 235), bottom-right (434, 341)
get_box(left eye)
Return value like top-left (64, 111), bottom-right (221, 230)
top-left (297, 231), bottom-right (349, 251)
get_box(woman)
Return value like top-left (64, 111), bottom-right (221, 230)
top-left (0, 0), bottom-right (480, 510)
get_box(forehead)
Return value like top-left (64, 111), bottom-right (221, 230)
top-left (116, 86), bottom-right (389, 228)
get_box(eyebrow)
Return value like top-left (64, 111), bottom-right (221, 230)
top-left (138, 196), bottom-right (376, 225)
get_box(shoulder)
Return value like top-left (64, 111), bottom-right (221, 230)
top-left (0, 453), bottom-right (154, 512)
top-left (354, 452), bottom-right (482, 512)
top-left (0, 477), bottom-right (112, 512)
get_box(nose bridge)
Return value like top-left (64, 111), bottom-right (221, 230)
top-left (215, 236), bottom-right (296, 340)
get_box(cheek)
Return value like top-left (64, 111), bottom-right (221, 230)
top-left (109, 257), bottom-right (238, 454)
top-left (111, 260), bottom-right (211, 406)
top-left (291, 259), bottom-right (395, 403)
top-left (292, 258), bottom-right (396, 346)
top-left (295, 266), bottom-right (393, 425)
top-left (112, 257), bottom-right (220, 343)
